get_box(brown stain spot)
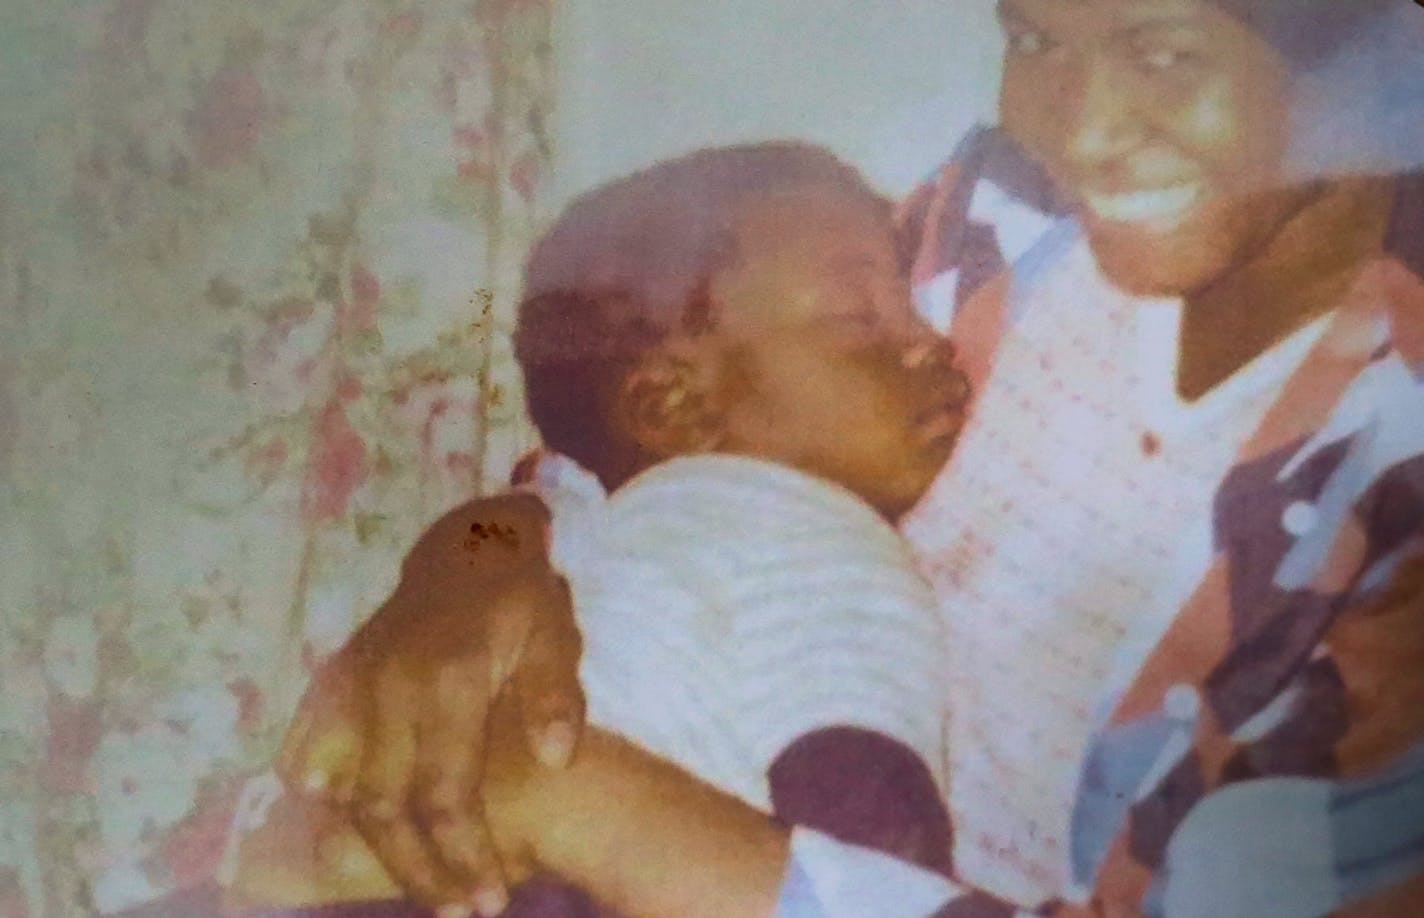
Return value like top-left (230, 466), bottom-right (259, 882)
top-left (468, 288), bottom-right (496, 342)
top-left (1140, 431), bottom-right (1161, 457)
top-left (463, 520), bottom-right (519, 555)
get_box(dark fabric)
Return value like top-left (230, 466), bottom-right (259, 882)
top-left (1204, 171), bottom-right (1424, 738)
top-left (954, 221), bottom-right (1007, 314)
top-left (902, 126), bottom-right (1065, 310)
top-left (1127, 753), bottom-right (1207, 870)
top-left (915, 128), bottom-right (995, 290)
top-left (1207, 590), bottom-right (1340, 736)
top-left (768, 726), bottom-right (955, 877)
top-left (770, 727), bottom-right (1018, 918)
top-left (970, 127), bottom-right (1071, 220)
top-left (1221, 657), bottom-right (1350, 784)
top-left (1211, 436), bottom-right (1348, 635)
top-left (1207, 0), bottom-right (1400, 67)
top-left (1385, 172), bottom-right (1424, 282)
top-left (1207, 436), bottom-right (1352, 732)
top-left (931, 890), bottom-right (1019, 918)
top-left (250, 900), bottom-right (428, 917)
top-left (1354, 453), bottom-right (1424, 576)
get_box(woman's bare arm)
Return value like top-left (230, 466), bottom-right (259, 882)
top-left (233, 706), bottom-right (789, 918)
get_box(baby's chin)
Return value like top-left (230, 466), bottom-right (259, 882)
top-left (882, 457), bottom-right (953, 522)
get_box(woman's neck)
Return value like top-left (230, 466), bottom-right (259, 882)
top-left (1176, 176), bottom-right (1395, 402)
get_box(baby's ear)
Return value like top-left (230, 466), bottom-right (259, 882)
top-left (616, 339), bottom-right (727, 460)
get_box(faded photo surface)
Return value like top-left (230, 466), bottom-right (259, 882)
top-left (3, 2), bottom-right (1423, 917)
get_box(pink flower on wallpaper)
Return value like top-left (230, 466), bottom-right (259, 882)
top-left (419, 395), bottom-right (452, 456)
top-left (99, 0), bottom-right (160, 58)
top-left (242, 438), bottom-right (289, 487)
top-left (453, 123), bottom-right (487, 150)
top-left (44, 697), bottom-right (103, 794)
top-left (227, 678), bottom-right (265, 735)
top-left (509, 151), bottom-right (540, 202)
top-left (384, 8), bottom-right (423, 37)
top-left (345, 265), bottom-right (381, 337)
top-left (457, 159), bottom-right (493, 184)
top-left (188, 65), bottom-right (267, 168)
top-left (301, 402), bottom-right (369, 525)
top-left (248, 299), bottom-right (318, 380)
top-left (0, 868), bottom-right (28, 918)
top-left (9, 0), bottom-right (555, 912)
top-left (446, 451), bottom-right (477, 474)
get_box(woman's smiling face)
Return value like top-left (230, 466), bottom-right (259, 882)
top-left (996, 0), bottom-right (1313, 296)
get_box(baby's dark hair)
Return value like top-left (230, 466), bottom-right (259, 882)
top-left (514, 141), bottom-right (891, 490)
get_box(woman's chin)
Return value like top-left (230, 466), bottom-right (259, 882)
top-left (1084, 224), bottom-right (1229, 299)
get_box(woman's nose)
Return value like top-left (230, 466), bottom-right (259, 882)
top-left (1063, 56), bottom-right (1146, 173)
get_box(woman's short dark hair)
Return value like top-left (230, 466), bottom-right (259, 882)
top-left (513, 142), bottom-right (889, 490)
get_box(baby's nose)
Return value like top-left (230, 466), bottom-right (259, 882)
top-left (903, 337), bottom-right (970, 402)
top-left (900, 336), bottom-right (955, 371)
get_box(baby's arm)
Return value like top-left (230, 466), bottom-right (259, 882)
top-left (230, 701), bottom-right (790, 918)
top-left (487, 724), bottom-right (790, 918)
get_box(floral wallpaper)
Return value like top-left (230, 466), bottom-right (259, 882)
top-left (0, 1), bottom-right (555, 914)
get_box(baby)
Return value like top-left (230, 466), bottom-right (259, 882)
top-left (228, 142), bottom-right (971, 916)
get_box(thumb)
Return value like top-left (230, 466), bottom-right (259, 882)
top-left (300, 720), bottom-right (364, 803)
top-left (276, 660), bottom-right (365, 801)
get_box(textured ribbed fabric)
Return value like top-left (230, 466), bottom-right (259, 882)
top-left (542, 453), bottom-right (949, 811)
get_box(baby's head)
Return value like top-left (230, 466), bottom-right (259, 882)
top-left (515, 143), bottom-right (968, 519)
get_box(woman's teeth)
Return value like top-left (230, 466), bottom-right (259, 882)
top-left (1083, 183), bottom-right (1203, 228)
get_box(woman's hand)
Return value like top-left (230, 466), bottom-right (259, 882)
top-left (275, 493), bottom-right (587, 916)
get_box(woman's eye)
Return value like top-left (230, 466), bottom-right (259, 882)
top-left (1007, 28), bottom-right (1051, 57)
top-left (1136, 45), bottom-right (1199, 73)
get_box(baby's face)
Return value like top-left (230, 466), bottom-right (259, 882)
top-left (706, 187), bottom-right (969, 518)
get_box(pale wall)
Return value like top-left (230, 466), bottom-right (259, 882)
top-left (551, 0), bottom-right (1006, 203)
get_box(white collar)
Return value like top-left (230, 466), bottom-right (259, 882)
top-left (1131, 301), bottom-right (1331, 440)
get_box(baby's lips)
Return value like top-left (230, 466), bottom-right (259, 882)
top-left (945, 367), bottom-right (972, 406)
top-left (913, 403), bottom-right (966, 445)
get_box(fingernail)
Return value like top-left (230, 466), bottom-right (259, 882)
top-left (437, 905), bottom-right (471, 918)
top-left (536, 722), bottom-right (576, 766)
top-left (473, 886), bottom-right (508, 917)
top-left (303, 770), bottom-right (329, 793)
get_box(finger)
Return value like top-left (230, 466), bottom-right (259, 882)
top-left (352, 799), bottom-right (476, 911)
top-left (301, 722), bottom-right (363, 804)
top-left (427, 817), bottom-right (508, 918)
top-left (511, 577), bottom-right (586, 767)
top-left (414, 660), bottom-right (508, 909)
top-left (278, 666), bottom-right (365, 799)
top-left (353, 661), bottom-right (464, 908)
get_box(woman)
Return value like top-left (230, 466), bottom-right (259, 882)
top-left (275, 1), bottom-right (1424, 915)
